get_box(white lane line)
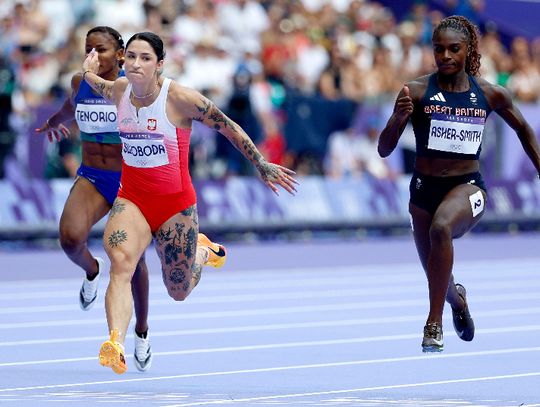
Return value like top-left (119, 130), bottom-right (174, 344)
top-left (0, 273), bottom-right (423, 301)
top-left (0, 263), bottom-right (420, 294)
top-left (161, 372), bottom-right (540, 407)
top-left (4, 278), bottom-right (540, 315)
top-left (3, 291), bottom-right (540, 330)
top-left (0, 348), bottom-right (539, 393)
top-left (1, 328), bottom-right (539, 367)
top-left (2, 307), bottom-right (540, 347)
top-left (2, 257), bottom-right (540, 299)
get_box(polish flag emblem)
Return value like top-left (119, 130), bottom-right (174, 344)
top-left (147, 119), bottom-right (157, 131)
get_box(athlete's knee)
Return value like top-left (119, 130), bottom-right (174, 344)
top-left (107, 248), bottom-right (137, 278)
top-left (59, 227), bottom-right (86, 254)
top-left (429, 220), bottom-right (452, 244)
top-left (165, 277), bottom-right (193, 301)
top-left (164, 270), bottom-right (193, 301)
top-left (167, 288), bottom-right (191, 301)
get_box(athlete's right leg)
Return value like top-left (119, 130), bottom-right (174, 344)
top-left (100, 198), bottom-right (152, 373)
top-left (409, 205), bottom-right (432, 274)
top-left (410, 204), bottom-right (444, 352)
top-left (59, 177), bottom-right (110, 279)
top-left (132, 253), bottom-right (149, 335)
top-left (409, 205), bottom-right (464, 314)
top-left (131, 252), bottom-right (153, 372)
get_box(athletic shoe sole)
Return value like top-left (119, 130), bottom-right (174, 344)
top-left (99, 340), bottom-right (127, 374)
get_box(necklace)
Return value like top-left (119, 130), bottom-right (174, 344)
top-left (131, 83), bottom-right (159, 99)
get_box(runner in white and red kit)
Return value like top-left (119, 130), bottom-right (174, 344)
top-left (81, 31), bottom-right (298, 374)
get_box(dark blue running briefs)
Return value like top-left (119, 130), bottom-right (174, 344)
top-left (76, 164), bottom-right (121, 206)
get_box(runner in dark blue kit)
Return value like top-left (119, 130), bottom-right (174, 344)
top-left (378, 15), bottom-right (540, 352)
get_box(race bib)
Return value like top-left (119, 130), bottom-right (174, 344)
top-left (469, 190), bottom-right (484, 217)
top-left (75, 101), bottom-right (118, 133)
top-left (428, 113), bottom-right (484, 154)
top-left (120, 132), bottom-right (169, 168)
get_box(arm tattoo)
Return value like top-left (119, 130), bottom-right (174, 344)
top-left (110, 201), bottom-right (125, 218)
top-left (194, 98), bottom-right (236, 131)
top-left (238, 138), bottom-right (263, 165)
top-left (194, 98), bottom-right (262, 165)
top-left (194, 99), bottom-right (211, 120)
top-left (108, 230), bottom-right (127, 248)
top-left (95, 82), bottom-right (114, 101)
top-left (208, 109), bottom-right (235, 131)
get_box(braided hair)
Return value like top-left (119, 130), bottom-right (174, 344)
top-left (86, 26), bottom-right (125, 67)
top-left (432, 15), bottom-right (481, 76)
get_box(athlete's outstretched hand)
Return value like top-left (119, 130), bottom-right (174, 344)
top-left (256, 160), bottom-right (298, 196)
top-left (35, 121), bottom-right (71, 142)
top-left (395, 84), bottom-right (414, 120)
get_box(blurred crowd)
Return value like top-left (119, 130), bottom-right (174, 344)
top-left (1, 0), bottom-right (540, 181)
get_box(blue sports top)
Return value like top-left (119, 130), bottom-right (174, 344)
top-left (73, 71), bottom-right (124, 144)
top-left (411, 73), bottom-right (492, 160)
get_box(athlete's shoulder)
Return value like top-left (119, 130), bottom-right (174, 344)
top-left (406, 74), bottom-right (431, 101)
top-left (112, 76), bottom-right (129, 98)
top-left (167, 80), bottom-right (202, 105)
top-left (114, 76), bottom-right (129, 88)
top-left (474, 76), bottom-right (511, 110)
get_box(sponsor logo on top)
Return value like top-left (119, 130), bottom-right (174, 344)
top-left (429, 92), bottom-right (446, 102)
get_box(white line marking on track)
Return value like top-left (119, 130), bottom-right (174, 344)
top-left (160, 372), bottom-right (540, 407)
top-left (4, 278), bottom-right (540, 314)
top-left (0, 349), bottom-right (539, 393)
top-left (2, 257), bottom-right (540, 300)
top-left (1, 332), bottom-right (539, 368)
top-left (3, 291), bottom-right (540, 329)
top-left (1, 307), bottom-right (540, 347)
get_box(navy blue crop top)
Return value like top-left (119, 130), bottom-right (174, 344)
top-left (411, 73), bottom-right (492, 160)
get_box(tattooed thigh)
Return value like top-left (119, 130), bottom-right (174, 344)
top-left (102, 199), bottom-right (152, 278)
top-left (153, 205), bottom-right (199, 296)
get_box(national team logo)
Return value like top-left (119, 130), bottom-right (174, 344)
top-left (147, 118), bottom-right (157, 131)
top-left (470, 92), bottom-right (477, 105)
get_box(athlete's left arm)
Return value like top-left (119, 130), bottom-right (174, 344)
top-left (484, 81), bottom-right (540, 173)
top-left (171, 84), bottom-right (298, 195)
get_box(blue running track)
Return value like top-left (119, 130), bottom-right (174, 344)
top-left (1, 233), bottom-right (539, 406)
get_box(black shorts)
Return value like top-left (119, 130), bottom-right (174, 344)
top-left (409, 171), bottom-right (487, 215)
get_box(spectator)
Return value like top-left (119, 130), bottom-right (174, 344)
top-left (217, 0), bottom-right (270, 56)
top-left (507, 37), bottom-right (540, 103)
top-left (317, 46), bottom-right (363, 100)
top-left (0, 54), bottom-right (16, 178)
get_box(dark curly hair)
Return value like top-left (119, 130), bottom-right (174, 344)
top-left (432, 15), bottom-right (481, 76)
